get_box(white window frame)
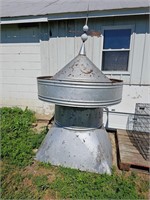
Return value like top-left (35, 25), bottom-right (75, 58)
top-left (100, 25), bottom-right (135, 75)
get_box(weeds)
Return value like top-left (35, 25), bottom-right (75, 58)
top-left (1, 163), bottom-right (37, 199)
top-left (33, 175), bottom-right (50, 191)
top-left (1, 107), bottom-right (149, 199)
top-left (1, 107), bottom-right (47, 167)
top-left (50, 166), bottom-right (140, 199)
top-left (38, 162), bottom-right (52, 169)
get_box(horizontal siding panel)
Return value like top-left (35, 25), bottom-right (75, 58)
top-left (0, 77), bottom-right (37, 85)
top-left (2, 91), bottom-right (38, 99)
top-left (0, 54), bottom-right (41, 62)
top-left (0, 61), bottom-right (41, 70)
top-left (0, 98), bottom-right (54, 115)
top-left (2, 84), bottom-right (38, 93)
top-left (1, 69), bottom-right (41, 78)
top-left (0, 44), bottom-right (40, 54)
top-left (0, 98), bottom-right (43, 108)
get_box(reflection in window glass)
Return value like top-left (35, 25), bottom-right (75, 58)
top-left (103, 29), bottom-right (131, 49)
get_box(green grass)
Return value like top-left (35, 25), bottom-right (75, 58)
top-left (33, 175), bottom-right (50, 191)
top-left (1, 107), bottom-right (149, 200)
top-left (1, 107), bottom-right (47, 167)
top-left (50, 166), bottom-right (142, 199)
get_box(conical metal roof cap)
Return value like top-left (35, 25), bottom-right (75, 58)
top-left (37, 25), bottom-right (123, 107)
top-left (52, 43), bottom-right (111, 83)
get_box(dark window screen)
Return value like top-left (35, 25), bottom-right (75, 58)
top-left (102, 51), bottom-right (129, 71)
top-left (102, 28), bottom-right (131, 71)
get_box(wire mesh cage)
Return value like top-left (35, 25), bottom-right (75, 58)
top-left (127, 103), bottom-right (150, 161)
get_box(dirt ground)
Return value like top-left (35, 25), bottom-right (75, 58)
top-left (33, 113), bottom-right (54, 132)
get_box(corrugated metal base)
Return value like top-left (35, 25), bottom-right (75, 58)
top-left (35, 126), bottom-right (112, 174)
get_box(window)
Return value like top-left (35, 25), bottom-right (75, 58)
top-left (102, 27), bottom-right (132, 71)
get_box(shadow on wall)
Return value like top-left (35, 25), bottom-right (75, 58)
top-left (1, 15), bottom-right (149, 44)
top-left (1, 23), bottom-right (41, 43)
top-left (0, 19), bottom-right (85, 43)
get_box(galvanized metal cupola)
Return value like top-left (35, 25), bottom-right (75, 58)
top-left (36, 24), bottom-right (123, 174)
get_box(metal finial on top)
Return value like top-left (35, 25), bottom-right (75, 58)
top-left (81, 24), bottom-right (89, 43)
top-left (79, 24), bottom-right (89, 55)
top-left (79, 42), bottom-right (86, 55)
top-left (79, 4), bottom-right (89, 55)
top-left (83, 24), bottom-right (89, 32)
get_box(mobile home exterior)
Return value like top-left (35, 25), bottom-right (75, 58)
top-left (0, 0), bottom-right (150, 129)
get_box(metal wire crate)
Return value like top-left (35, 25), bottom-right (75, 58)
top-left (127, 103), bottom-right (150, 161)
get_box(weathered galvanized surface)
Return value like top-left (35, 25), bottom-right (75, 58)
top-left (52, 54), bottom-right (111, 83)
top-left (55, 105), bottom-right (103, 128)
top-left (36, 125), bottom-right (112, 174)
top-left (37, 77), bottom-right (123, 107)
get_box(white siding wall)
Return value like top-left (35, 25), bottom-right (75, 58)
top-left (0, 44), bottom-right (54, 115)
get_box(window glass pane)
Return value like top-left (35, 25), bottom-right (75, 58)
top-left (102, 51), bottom-right (129, 71)
top-left (104, 29), bottom-right (131, 49)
